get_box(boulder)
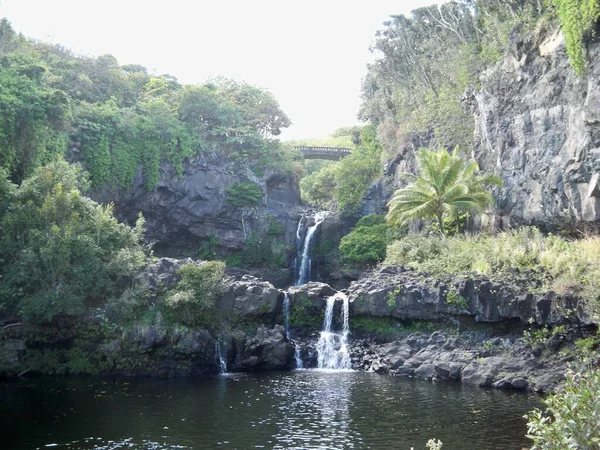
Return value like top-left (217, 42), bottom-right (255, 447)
top-left (241, 325), bottom-right (294, 370)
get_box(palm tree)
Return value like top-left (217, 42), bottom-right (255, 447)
top-left (386, 148), bottom-right (503, 236)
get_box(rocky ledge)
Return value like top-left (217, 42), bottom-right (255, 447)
top-left (348, 265), bottom-right (590, 326)
top-left (351, 329), bottom-right (598, 393)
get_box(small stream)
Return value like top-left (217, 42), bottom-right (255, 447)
top-left (1, 372), bottom-right (540, 449)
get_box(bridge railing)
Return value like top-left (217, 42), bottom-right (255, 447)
top-left (294, 146), bottom-right (352, 154)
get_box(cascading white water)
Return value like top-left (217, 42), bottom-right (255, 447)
top-left (294, 347), bottom-right (304, 369)
top-left (296, 211), bottom-right (328, 286)
top-left (215, 342), bottom-right (227, 374)
top-left (316, 292), bottom-right (351, 370)
top-left (283, 291), bottom-right (304, 368)
top-left (283, 292), bottom-right (291, 339)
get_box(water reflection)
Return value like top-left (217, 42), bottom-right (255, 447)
top-left (1, 371), bottom-right (540, 450)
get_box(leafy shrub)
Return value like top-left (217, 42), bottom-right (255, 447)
top-left (226, 181), bottom-right (263, 209)
top-left (339, 214), bottom-right (389, 267)
top-left (166, 261), bottom-right (226, 327)
top-left (445, 291), bottom-right (468, 309)
top-left (196, 235), bottom-right (219, 261)
top-left (0, 162), bottom-right (147, 323)
top-left (551, 0), bottom-right (600, 75)
top-left (526, 365), bottom-right (600, 449)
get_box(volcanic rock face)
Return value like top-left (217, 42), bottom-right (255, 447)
top-left (348, 265), bottom-right (589, 326)
top-left (351, 331), bottom-right (572, 392)
top-left (469, 30), bottom-right (600, 229)
top-left (93, 153), bottom-right (303, 255)
top-left (363, 30), bottom-right (600, 231)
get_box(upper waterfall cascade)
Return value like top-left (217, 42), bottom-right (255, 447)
top-left (295, 211), bottom-right (329, 286)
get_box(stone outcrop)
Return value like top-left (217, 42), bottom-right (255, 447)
top-left (350, 329), bottom-right (594, 393)
top-left (220, 274), bottom-right (281, 318)
top-left (363, 30), bottom-right (600, 231)
top-left (234, 325), bottom-right (294, 371)
top-left (348, 265), bottom-right (588, 326)
top-left (93, 153), bottom-right (303, 256)
top-left (468, 29), bottom-right (600, 230)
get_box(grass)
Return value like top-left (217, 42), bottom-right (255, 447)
top-left (384, 227), bottom-right (600, 313)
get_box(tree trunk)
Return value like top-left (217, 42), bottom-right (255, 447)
top-left (437, 213), bottom-right (445, 237)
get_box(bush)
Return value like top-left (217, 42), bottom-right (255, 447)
top-left (526, 365), bottom-right (600, 449)
top-left (551, 0), bottom-right (600, 75)
top-left (226, 181), bottom-right (263, 209)
top-left (166, 261), bottom-right (226, 327)
top-left (0, 161), bottom-right (147, 323)
top-left (339, 215), bottom-right (389, 267)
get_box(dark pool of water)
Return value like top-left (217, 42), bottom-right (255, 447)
top-left (1, 370), bottom-right (541, 449)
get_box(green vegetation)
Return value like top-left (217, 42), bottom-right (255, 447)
top-left (385, 228), bottom-right (600, 310)
top-left (236, 217), bottom-right (289, 268)
top-left (339, 215), bottom-right (397, 267)
top-left (526, 364), bottom-right (600, 449)
top-left (289, 295), bottom-right (322, 328)
top-left (445, 291), bottom-right (468, 309)
top-left (360, 1), bottom-right (556, 153)
top-left (0, 162), bottom-right (147, 323)
top-left (300, 125), bottom-right (382, 216)
top-left (550, 0), bottom-right (600, 75)
top-left (226, 181), bottom-right (263, 208)
top-left (386, 148), bottom-right (502, 236)
top-left (166, 261), bottom-right (227, 328)
top-left (0, 19), bottom-right (292, 189)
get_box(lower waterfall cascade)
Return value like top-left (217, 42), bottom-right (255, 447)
top-left (316, 292), bottom-right (351, 370)
top-left (215, 342), bottom-right (227, 374)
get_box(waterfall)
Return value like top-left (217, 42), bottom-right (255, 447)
top-left (316, 292), bottom-right (351, 370)
top-left (283, 292), bottom-right (290, 339)
top-left (295, 211), bottom-right (328, 286)
top-left (294, 347), bottom-right (304, 369)
top-left (215, 342), bottom-right (227, 374)
top-left (283, 292), bottom-right (304, 368)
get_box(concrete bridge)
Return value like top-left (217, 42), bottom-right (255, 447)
top-left (294, 146), bottom-right (352, 161)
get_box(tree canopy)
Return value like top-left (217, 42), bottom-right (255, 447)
top-left (0, 19), bottom-right (292, 188)
top-left (386, 148), bottom-right (502, 235)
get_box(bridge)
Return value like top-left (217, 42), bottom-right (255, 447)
top-left (294, 146), bottom-right (352, 161)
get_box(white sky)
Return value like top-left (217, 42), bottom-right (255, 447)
top-left (0, 0), bottom-right (440, 140)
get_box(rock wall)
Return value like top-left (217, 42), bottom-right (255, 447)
top-left (468, 29), bottom-right (600, 230)
top-left (365, 30), bottom-right (600, 231)
top-left (93, 152), bottom-right (303, 256)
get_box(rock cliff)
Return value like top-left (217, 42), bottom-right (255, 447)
top-left (469, 29), bottom-right (600, 230)
top-left (93, 152), bottom-right (303, 256)
top-left (364, 30), bottom-right (600, 231)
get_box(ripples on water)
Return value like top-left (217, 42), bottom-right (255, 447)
top-left (1, 371), bottom-right (540, 449)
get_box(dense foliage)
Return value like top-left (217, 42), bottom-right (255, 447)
top-left (300, 125), bottom-right (382, 216)
top-left (385, 228), bottom-right (600, 309)
top-left (526, 364), bottom-right (600, 449)
top-left (550, 0), bottom-right (600, 75)
top-left (0, 162), bottom-right (147, 323)
top-left (226, 181), bottom-right (264, 208)
top-left (359, 0), bottom-right (599, 156)
top-left (339, 215), bottom-right (401, 267)
top-left (0, 19), bottom-right (292, 188)
top-left (166, 262), bottom-right (227, 328)
top-left (386, 148), bottom-right (502, 235)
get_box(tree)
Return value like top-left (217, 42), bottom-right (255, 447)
top-left (386, 148), bottom-right (502, 235)
top-left (0, 162), bottom-right (147, 322)
top-left (526, 364), bottom-right (600, 449)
